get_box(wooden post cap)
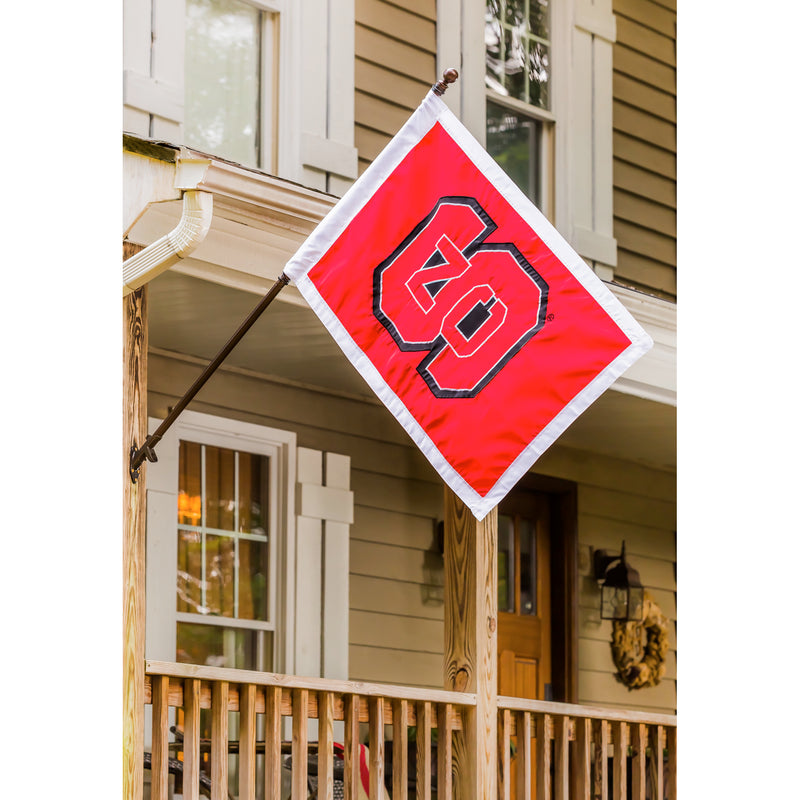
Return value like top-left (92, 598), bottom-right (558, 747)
top-left (433, 68), bottom-right (459, 96)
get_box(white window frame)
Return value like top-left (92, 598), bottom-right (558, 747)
top-left (485, 87), bottom-right (557, 220)
top-left (437, 0), bottom-right (618, 278)
top-left (145, 410), bottom-right (297, 674)
top-left (122, 0), bottom-right (356, 192)
top-left (181, 0), bottom-right (284, 174)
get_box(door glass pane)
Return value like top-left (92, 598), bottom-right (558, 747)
top-left (486, 100), bottom-right (542, 205)
top-left (498, 514), bottom-right (515, 612)
top-left (185, 0), bottom-right (262, 168)
top-left (519, 518), bottom-right (536, 615)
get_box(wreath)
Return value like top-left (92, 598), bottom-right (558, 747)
top-left (610, 592), bottom-right (669, 690)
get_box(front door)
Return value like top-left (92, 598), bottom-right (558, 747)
top-left (497, 488), bottom-right (554, 797)
top-left (497, 489), bottom-right (552, 701)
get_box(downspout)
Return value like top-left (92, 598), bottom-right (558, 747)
top-left (123, 152), bottom-right (214, 296)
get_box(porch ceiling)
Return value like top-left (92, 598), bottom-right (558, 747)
top-left (147, 270), bottom-right (676, 472)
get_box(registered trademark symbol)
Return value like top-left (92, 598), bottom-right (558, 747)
top-left (546, 313), bottom-right (555, 322)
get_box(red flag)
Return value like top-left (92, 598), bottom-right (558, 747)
top-left (285, 90), bottom-right (652, 519)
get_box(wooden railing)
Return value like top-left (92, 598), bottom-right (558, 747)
top-left (143, 662), bottom-right (676, 800)
top-left (496, 696), bottom-right (677, 800)
top-left (144, 660), bottom-right (476, 800)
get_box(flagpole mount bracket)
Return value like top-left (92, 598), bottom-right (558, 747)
top-left (433, 68), bottom-right (459, 96)
top-left (130, 441), bottom-right (158, 483)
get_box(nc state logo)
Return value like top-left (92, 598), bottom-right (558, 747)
top-left (373, 196), bottom-right (549, 398)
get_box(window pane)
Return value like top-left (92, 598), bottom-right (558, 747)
top-left (177, 438), bottom-right (272, 625)
top-left (185, 0), bottom-right (261, 167)
top-left (486, 100), bottom-right (541, 205)
top-left (238, 538), bottom-right (268, 621)
top-left (205, 533), bottom-right (235, 617)
top-left (527, 41), bottom-right (550, 109)
top-left (484, 7), bottom-right (504, 94)
top-left (505, 0), bottom-right (526, 28)
top-left (205, 445), bottom-right (236, 531)
top-left (177, 530), bottom-right (203, 614)
top-left (498, 514), bottom-right (515, 612)
top-left (528, 0), bottom-right (550, 41)
top-left (485, 0), bottom-right (551, 110)
top-left (178, 441), bottom-right (202, 526)
top-left (502, 26), bottom-right (528, 102)
top-left (519, 518), bottom-right (536, 615)
top-left (238, 450), bottom-right (268, 535)
top-left (176, 622), bottom-right (273, 671)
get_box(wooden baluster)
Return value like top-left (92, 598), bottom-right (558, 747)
top-left (594, 719), bottom-right (609, 800)
top-left (238, 684), bottom-right (257, 800)
top-left (612, 721), bottom-right (628, 800)
top-left (344, 694), bottom-right (361, 800)
top-left (573, 717), bottom-right (592, 800)
top-left (264, 686), bottom-right (282, 799)
top-left (515, 711), bottom-right (532, 800)
top-left (416, 700), bottom-right (433, 800)
top-left (211, 681), bottom-right (229, 800)
top-left (437, 703), bottom-right (454, 800)
top-left (536, 714), bottom-right (552, 800)
top-left (393, 698), bottom-right (409, 800)
top-left (631, 723), bottom-right (647, 800)
top-left (499, 708), bottom-right (511, 800)
top-left (369, 697), bottom-right (386, 800)
top-left (183, 678), bottom-right (202, 800)
top-left (554, 716), bottom-right (570, 800)
top-left (151, 675), bottom-right (170, 800)
top-left (318, 691), bottom-right (335, 800)
top-left (666, 727), bottom-right (676, 800)
top-left (292, 689), bottom-right (309, 800)
top-left (649, 725), bottom-right (664, 800)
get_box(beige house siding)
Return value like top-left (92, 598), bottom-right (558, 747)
top-left (354, 0), bottom-right (437, 175)
top-left (537, 448), bottom-right (677, 715)
top-left (148, 349), bottom-right (675, 712)
top-left (612, 0), bottom-right (677, 301)
top-left (146, 348), bottom-right (446, 686)
top-left (348, 439), bottom-right (678, 714)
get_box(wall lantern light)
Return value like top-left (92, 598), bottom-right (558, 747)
top-left (593, 541), bottom-right (644, 621)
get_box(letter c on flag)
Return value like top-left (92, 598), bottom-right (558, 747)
top-left (373, 196), bottom-right (549, 398)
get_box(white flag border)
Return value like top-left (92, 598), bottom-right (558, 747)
top-left (285, 90), bottom-right (653, 520)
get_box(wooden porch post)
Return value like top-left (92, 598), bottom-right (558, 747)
top-left (443, 487), bottom-right (498, 800)
top-left (123, 250), bottom-right (147, 800)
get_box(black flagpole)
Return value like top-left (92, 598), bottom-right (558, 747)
top-left (129, 273), bottom-right (289, 481)
top-left (128, 68), bottom-right (459, 483)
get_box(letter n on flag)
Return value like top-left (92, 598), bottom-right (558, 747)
top-left (284, 89), bottom-right (653, 520)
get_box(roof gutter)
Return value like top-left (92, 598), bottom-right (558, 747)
top-left (123, 152), bottom-right (213, 296)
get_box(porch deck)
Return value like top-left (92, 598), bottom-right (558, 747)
top-left (143, 660), bottom-right (677, 800)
